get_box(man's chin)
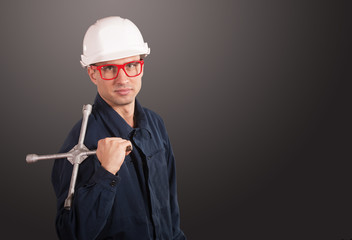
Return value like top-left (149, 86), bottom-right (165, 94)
top-left (111, 98), bottom-right (135, 107)
top-left (101, 95), bottom-right (135, 109)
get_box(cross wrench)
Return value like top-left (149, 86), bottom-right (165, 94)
top-left (26, 104), bottom-right (132, 210)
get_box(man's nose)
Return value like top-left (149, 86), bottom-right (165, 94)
top-left (114, 68), bottom-right (129, 83)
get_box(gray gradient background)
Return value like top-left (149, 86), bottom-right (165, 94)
top-left (1, 0), bottom-right (351, 239)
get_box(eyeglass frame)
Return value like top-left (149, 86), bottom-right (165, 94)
top-left (90, 60), bottom-right (144, 80)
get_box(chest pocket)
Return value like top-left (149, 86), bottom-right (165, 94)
top-left (131, 128), bottom-right (170, 191)
top-left (147, 148), bottom-right (167, 170)
top-left (147, 147), bottom-right (170, 204)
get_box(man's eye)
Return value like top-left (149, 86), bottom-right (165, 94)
top-left (102, 65), bottom-right (115, 71)
top-left (126, 62), bottom-right (137, 68)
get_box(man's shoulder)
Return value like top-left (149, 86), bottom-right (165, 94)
top-left (60, 114), bottom-right (100, 152)
top-left (69, 114), bottom-right (99, 134)
top-left (141, 106), bottom-right (171, 140)
top-left (142, 106), bottom-right (160, 117)
top-left (142, 107), bottom-right (164, 124)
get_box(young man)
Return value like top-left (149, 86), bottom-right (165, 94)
top-left (52, 16), bottom-right (186, 240)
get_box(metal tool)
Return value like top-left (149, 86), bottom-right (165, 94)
top-left (26, 104), bottom-right (132, 210)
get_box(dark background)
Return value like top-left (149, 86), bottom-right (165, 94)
top-left (1, 0), bottom-right (351, 239)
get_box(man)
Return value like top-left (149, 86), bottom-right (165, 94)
top-left (51, 16), bottom-right (186, 240)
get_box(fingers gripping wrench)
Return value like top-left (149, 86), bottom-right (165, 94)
top-left (26, 104), bottom-right (132, 210)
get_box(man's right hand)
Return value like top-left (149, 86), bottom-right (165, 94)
top-left (96, 137), bottom-right (133, 175)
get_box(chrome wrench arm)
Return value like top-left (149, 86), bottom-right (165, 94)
top-left (26, 104), bottom-right (132, 210)
top-left (26, 104), bottom-right (94, 210)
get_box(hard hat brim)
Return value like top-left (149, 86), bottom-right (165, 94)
top-left (80, 44), bottom-right (150, 67)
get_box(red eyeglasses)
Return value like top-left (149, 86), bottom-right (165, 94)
top-left (90, 60), bottom-right (144, 80)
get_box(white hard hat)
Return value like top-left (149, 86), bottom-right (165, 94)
top-left (80, 16), bottom-right (150, 67)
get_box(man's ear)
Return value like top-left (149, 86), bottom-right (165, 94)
top-left (87, 67), bottom-right (98, 85)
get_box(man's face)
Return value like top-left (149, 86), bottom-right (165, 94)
top-left (88, 55), bottom-right (143, 110)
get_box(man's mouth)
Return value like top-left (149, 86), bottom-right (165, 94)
top-left (115, 88), bottom-right (132, 95)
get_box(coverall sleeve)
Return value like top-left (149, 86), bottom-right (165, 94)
top-left (52, 157), bottom-right (119, 240)
top-left (52, 155), bottom-right (119, 240)
top-left (51, 120), bottom-right (119, 240)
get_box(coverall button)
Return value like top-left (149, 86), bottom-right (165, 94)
top-left (110, 180), bottom-right (117, 186)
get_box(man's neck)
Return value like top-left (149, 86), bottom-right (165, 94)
top-left (113, 104), bottom-right (135, 128)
